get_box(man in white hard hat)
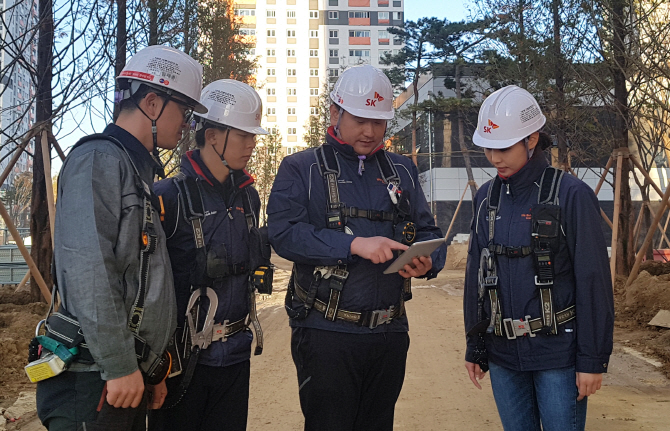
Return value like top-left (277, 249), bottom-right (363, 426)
top-left (149, 79), bottom-right (270, 431)
top-left (36, 45), bottom-right (206, 431)
top-left (267, 64), bottom-right (446, 429)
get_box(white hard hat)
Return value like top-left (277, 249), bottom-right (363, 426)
top-left (472, 85), bottom-right (546, 149)
top-left (330, 65), bottom-right (394, 120)
top-left (194, 79), bottom-right (268, 135)
top-left (117, 45), bottom-right (207, 114)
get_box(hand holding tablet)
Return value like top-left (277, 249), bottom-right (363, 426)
top-left (383, 238), bottom-right (446, 275)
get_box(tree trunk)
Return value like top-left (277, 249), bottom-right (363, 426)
top-left (411, 78), bottom-right (419, 166)
top-left (113, 0), bottom-right (127, 122)
top-left (518, 0), bottom-right (527, 88)
top-left (149, 0), bottom-right (158, 45)
top-left (32, 0), bottom-right (54, 302)
top-left (183, 0), bottom-right (193, 55)
top-left (551, 0), bottom-right (568, 168)
top-left (455, 62), bottom-right (477, 199)
top-left (611, 0), bottom-right (634, 275)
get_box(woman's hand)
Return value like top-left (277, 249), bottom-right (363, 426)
top-left (465, 361), bottom-right (487, 389)
top-left (576, 372), bottom-right (602, 401)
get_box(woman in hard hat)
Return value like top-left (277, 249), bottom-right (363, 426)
top-left (149, 79), bottom-right (268, 431)
top-left (463, 86), bottom-right (614, 431)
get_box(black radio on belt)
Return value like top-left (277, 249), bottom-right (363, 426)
top-left (326, 210), bottom-right (343, 231)
top-left (252, 265), bottom-right (274, 295)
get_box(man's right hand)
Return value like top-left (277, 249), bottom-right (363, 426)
top-left (350, 237), bottom-right (408, 264)
top-left (106, 369), bottom-right (145, 408)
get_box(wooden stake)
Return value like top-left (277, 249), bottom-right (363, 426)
top-left (610, 152), bottom-right (624, 284)
top-left (600, 208), bottom-right (613, 230)
top-left (630, 154), bottom-right (664, 198)
top-left (658, 210), bottom-right (670, 249)
top-left (444, 181), bottom-right (470, 243)
top-left (626, 181), bottom-right (670, 287)
top-left (594, 156), bottom-right (614, 197)
top-left (15, 270), bottom-right (31, 292)
top-left (0, 126), bottom-right (40, 188)
top-left (570, 167), bottom-right (613, 228)
top-left (0, 200), bottom-right (51, 302)
top-left (632, 203), bottom-right (646, 251)
top-left (41, 132), bottom-right (56, 246)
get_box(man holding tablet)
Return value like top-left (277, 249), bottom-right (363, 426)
top-left (267, 65), bottom-right (446, 430)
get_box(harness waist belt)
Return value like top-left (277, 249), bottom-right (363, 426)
top-left (295, 279), bottom-right (403, 329)
top-left (345, 206), bottom-right (395, 222)
top-left (502, 305), bottom-right (576, 340)
top-left (210, 317), bottom-right (248, 342)
top-left (488, 244), bottom-right (533, 258)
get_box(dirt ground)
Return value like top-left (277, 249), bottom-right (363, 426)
top-left (2, 253), bottom-right (670, 430)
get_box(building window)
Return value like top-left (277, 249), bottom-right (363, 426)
top-left (378, 12), bottom-right (389, 20)
top-left (350, 49), bottom-right (371, 57)
top-left (249, 48), bottom-right (256, 56)
top-left (269, 127), bottom-right (278, 135)
top-left (267, 29), bottom-right (276, 36)
top-left (310, 30), bottom-right (319, 38)
top-left (288, 127), bottom-right (297, 135)
top-left (309, 11), bottom-right (319, 18)
top-left (267, 10), bottom-right (275, 17)
top-left (329, 69), bottom-right (339, 77)
top-left (287, 29), bottom-right (296, 37)
top-left (287, 69), bottom-right (297, 76)
top-left (235, 9), bottom-right (255, 16)
top-left (267, 49), bottom-right (276, 56)
top-left (288, 107), bottom-right (296, 115)
top-left (239, 28), bottom-right (256, 35)
top-left (309, 49), bottom-right (319, 57)
top-left (328, 11), bottom-right (339, 19)
top-left (349, 30), bottom-right (371, 37)
top-left (267, 68), bottom-right (276, 76)
top-left (329, 30), bottom-right (338, 38)
top-left (379, 49), bottom-right (392, 60)
top-left (287, 49), bottom-right (296, 56)
top-left (329, 0), bottom-right (338, 5)
top-left (393, 12), bottom-right (402, 20)
top-left (267, 88), bottom-right (275, 95)
top-left (378, 30), bottom-right (389, 39)
top-left (348, 11), bottom-right (370, 18)
top-left (310, 107), bottom-right (318, 115)
top-left (329, 49), bottom-right (339, 57)
top-left (287, 88), bottom-right (297, 95)
top-left (267, 107), bottom-right (276, 115)
top-left (287, 10), bottom-right (296, 18)
top-left (310, 88), bottom-right (319, 96)
top-left (310, 69), bottom-right (319, 76)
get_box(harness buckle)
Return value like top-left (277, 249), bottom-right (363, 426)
top-left (368, 210), bottom-right (383, 221)
top-left (506, 247), bottom-right (522, 258)
top-left (482, 276), bottom-right (498, 289)
top-left (503, 315), bottom-right (537, 339)
top-left (534, 276), bottom-right (553, 286)
top-left (212, 319), bottom-right (230, 343)
top-left (369, 305), bottom-right (395, 329)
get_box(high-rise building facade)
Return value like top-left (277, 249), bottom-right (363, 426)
top-left (235, 0), bottom-right (404, 153)
top-left (0, 0), bottom-right (37, 189)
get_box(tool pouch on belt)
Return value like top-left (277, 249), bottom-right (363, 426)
top-left (249, 225), bottom-right (274, 295)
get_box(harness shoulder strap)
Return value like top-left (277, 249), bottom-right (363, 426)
top-left (486, 176), bottom-right (503, 243)
top-left (538, 166), bottom-right (565, 205)
top-left (374, 150), bottom-right (400, 185)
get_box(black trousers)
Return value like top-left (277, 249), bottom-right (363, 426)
top-left (36, 371), bottom-right (147, 431)
top-left (291, 327), bottom-right (410, 431)
top-left (148, 360), bottom-right (250, 431)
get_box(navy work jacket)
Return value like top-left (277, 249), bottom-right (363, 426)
top-left (463, 154), bottom-right (614, 373)
top-left (155, 150), bottom-right (259, 367)
top-left (267, 127), bottom-right (446, 334)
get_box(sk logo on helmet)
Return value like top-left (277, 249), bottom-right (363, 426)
top-left (159, 78), bottom-right (170, 85)
top-left (365, 91), bottom-right (385, 107)
top-left (483, 119), bottom-right (499, 134)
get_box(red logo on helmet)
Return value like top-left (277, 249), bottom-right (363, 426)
top-left (483, 119), bottom-right (499, 134)
top-left (365, 91), bottom-right (385, 107)
top-left (488, 119), bottom-right (499, 129)
top-left (159, 78), bottom-right (170, 85)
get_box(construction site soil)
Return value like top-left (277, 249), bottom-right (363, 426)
top-left (1, 252), bottom-right (669, 429)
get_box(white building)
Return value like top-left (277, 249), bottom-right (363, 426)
top-left (236, 0), bottom-right (404, 153)
top-left (0, 0), bottom-right (37, 189)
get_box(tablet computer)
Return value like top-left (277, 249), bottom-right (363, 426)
top-left (383, 238), bottom-right (445, 274)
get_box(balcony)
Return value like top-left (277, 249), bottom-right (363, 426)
top-left (378, 0), bottom-right (389, 5)
top-left (378, 38), bottom-right (389, 45)
top-left (348, 0), bottom-right (370, 6)
top-left (349, 37), bottom-right (371, 45)
top-left (348, 18), bottom-right (370, 25)
top-left (378, 19), bottom-right (389, 24)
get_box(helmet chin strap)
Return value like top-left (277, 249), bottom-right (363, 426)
top-left (212, 128), bottom-right (231, 167)
top-left (334, 107), bottom-right (345, 136)
top-left (131, 94), bottom-right (170, 177)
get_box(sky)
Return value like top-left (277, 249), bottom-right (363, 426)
top-left (404, 0), bottom-right (471, 23)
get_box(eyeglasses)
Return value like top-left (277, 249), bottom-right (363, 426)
top-left (163, 96), bottom-right (193, 121)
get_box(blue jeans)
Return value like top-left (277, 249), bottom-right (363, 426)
top-left (488, 362), bottom-right (587, 431)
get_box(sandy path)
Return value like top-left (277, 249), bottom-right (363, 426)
top-left (247, 269), bottom-right (670, 431)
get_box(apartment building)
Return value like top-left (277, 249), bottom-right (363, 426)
top-left (235, 0), bottom-right (404, 153)
top-left (0, 0), bottom-right (37, 189)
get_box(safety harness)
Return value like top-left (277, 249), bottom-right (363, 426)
top-left (28, 134), bottom-right (171, 385)
top-left (161, 172), bottom-right (270, 408)
top-left (484, 166), bottom-right (576, 339)
top-left (284, 143), bottom-right (414, 328)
